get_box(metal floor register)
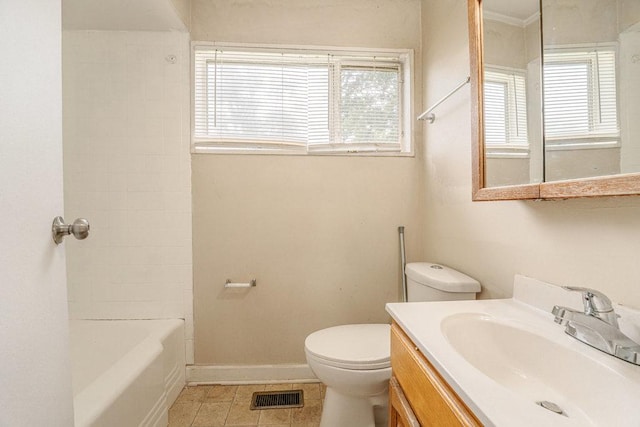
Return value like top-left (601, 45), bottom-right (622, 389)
top-left (250, 390), bottom-right (304, 410)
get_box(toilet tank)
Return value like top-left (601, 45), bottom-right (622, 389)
top-left (405, 262), bottom-right (480, 302)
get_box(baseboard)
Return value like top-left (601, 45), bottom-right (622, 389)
top-left (186, 364), bottom-right (318, 385)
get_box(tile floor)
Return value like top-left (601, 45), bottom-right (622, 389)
top-left (169, 383), bottom-right (326, 427)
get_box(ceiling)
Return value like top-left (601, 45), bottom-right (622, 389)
top-left (62, 0), bottom-right (187, 31)
top-left (483, 0), bottom-right (539, 22)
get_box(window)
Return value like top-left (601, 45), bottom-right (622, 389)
top-left (193, 44), bottom-right (412, 155)
top-left (543, 46), bottom-right (619, 146)
top-left (483, 67), bottom-right (529, 148)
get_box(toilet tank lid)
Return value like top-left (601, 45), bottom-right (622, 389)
top-left (405, 262), bottom-right (480, 293)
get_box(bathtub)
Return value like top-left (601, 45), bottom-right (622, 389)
top-left (69, 319), bottom-right (185, 427)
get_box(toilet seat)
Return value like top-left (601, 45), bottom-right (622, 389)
top-left (304, 324), bottom-right (390, 370)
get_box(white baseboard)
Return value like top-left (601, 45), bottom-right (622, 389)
top-left (186, 364), bottom-right (318, 385)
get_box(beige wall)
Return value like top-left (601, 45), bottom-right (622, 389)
top-left (421, 0), bottom-right (640, 309)
top-left (485, 158), bottom-right (530, 187)
top-left (542, 0), bottom-right (618, 44)
top-left (191, 0), bottom-right (423, 365)
top-left (191, 0), bottom-right (421, 47)
top-left (618, 0), bottom-right (640, 33)
top-left (618, 2), bottom-right (640, 174)
top-left (483, 19), bottom-right (526, 69)
top-left (524, 19), bottom-right (541, 64)
top-left (171, 0), bottom-right (191, 30)
top-left (546, 147), bottom-right (620, 181)
top-left (620, 30), bottom-right (640, 174)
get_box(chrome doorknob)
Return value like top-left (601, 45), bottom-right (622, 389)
top-left (52, 216), bottom-right (90, 244)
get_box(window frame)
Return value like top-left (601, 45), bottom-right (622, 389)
top-left (542, 43), bottom-right (620, 151)
top-left (483, 65), bottom-right (530, 159)
top-left (191, 42), bottom-right (414, 156)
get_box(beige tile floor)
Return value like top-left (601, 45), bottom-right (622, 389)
top-left (169, 383), bottom-right (326, 427)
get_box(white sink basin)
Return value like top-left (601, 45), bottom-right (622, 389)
top-left (386, 276), bottom-right (640, 427)
top-left (441, 312), bottom-right (638, 426)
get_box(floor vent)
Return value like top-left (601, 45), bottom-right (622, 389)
top-left (250, 390), bottom-right (304, 410)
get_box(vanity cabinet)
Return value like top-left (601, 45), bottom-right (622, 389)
top-left (389, 322), bottom-right (481, 427)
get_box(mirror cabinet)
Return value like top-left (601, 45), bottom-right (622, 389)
top-left (469, 0), bottom-right (640, 200)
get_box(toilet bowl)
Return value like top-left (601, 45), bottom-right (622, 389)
top-left (305, 324), bottom-right (391, 427)
top-left (304, 263), bottom-right (480, 427)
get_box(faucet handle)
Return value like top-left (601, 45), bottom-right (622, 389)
top-left (551, 305), bottom-right (577, 325)
top-left (562, 286), bottom-right (618, 327)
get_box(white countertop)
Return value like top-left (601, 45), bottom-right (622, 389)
top-left (386, 275), bottom-right (640, 426)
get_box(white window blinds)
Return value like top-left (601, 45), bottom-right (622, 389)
top-left (483, 68), bottom-right (528, 146)
top-left (543, 47), bottom-right (619, 141)
top-left (193, 46), bottom-right (410, 154)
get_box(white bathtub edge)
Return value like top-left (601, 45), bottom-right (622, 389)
top-left (74, 338), bottom-right (164, 427)
top-left (71, 319), bottom-right (185, 427)
top-left (162, 320), bottom-right (186, 408)
top-left (186, 364), bottom-right (317, 385)
top-left (139, 390), bottom-right (168, 427)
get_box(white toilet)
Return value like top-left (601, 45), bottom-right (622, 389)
top-left (304, 262), bottom-right (480, 427)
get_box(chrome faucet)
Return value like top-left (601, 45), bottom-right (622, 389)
top-left (552, 286), bottom-right (640, 366)
top-left (558, 286), bottom-right (619, 327)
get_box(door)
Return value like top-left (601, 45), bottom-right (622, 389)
top-left (0, 1), bottom-right (74, 425)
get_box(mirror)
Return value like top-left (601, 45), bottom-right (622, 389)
top-left (469, 0), bottom-right (640, 200)
top-left (542, 0), bottom-right (640, 182)
top-left (481, 0), bottom-right (542, 188)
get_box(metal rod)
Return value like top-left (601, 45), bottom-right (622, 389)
top-left (224, 279), bottom-right (257, 288)
top-left (398, 226), bottom-right (408, 302)
top-left (417, 76), bottom-right (471, 123)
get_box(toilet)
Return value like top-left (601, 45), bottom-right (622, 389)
top-left (304, 262), bottom-right (480, 427)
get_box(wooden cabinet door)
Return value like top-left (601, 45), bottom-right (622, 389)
top-left (389, 376), bottom-right (420, 427)
top-left (390, 323), bottom-right (482, 427)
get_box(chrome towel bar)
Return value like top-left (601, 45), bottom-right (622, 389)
top-left (417, 76), bottom-right (471, 123)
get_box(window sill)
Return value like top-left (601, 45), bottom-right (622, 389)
top-left (191, 145), bottom-right (415, 157)
top-left (485, 145), bottom-right (530, 159)
top-left (545, 140), bottom-right (620, 151)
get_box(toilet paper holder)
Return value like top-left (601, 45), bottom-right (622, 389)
top-left (225, 279), bottom-right (257, 288)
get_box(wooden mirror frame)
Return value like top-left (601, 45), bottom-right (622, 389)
top-left (468, 0), bottom-right (640, 201)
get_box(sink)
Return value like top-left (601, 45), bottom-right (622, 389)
top-left (441, 312), bottom-right (638, 426)
top-left (387, 276), bottom-right (640, 426)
